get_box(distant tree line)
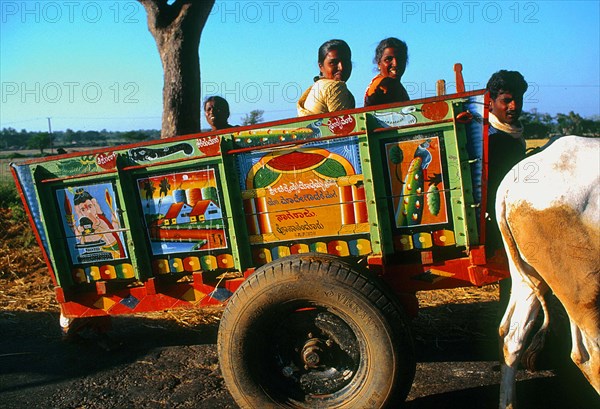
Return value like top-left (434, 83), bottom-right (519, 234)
top-left (520, 110), bottom-right (599, 139)
top-left (0, 128), bottom-right (161, 155)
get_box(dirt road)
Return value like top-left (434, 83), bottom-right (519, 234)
top-left (1, 295), bottom-right (598, 409)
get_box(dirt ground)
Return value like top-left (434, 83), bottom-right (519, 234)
top-left (1, 213), bottom-right (598, 409)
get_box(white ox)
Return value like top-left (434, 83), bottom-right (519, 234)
top-left (496, 135), bottom-right (600, 408)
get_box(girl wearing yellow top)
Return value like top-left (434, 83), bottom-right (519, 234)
top-left (297, 39), bottom-right (355, 116)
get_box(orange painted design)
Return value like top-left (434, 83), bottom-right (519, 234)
top-left (185, 188), bottom-right (202, 206)
top-left (339, 185), bottom-right (356, 225)
top-left (218, 254), bottom-right (235, 268)
top-left (433, 229), bottom-right (456, 246)
top-left (421, 101), bottom-right (449, 121)
top-left (255, 197), bottom-right (272, 234)
top-left (93, 296), bottom-right (116, 311)
top-left (353, 185), bottom-right (368, 223)
top-left (327, 240), bottom-right (350, 256)
top-left (290, 243), bottom-right (310, 254)
top-left (244, 148), bottom-right (364, 244)
top-left (183, 256), bottom-right (200, 272)
top-left (244, 198), bottom-right (260, 235)
top-left (181, 288), bottom-right (206, 303)
top-left (99, 265), bottom-right (117, 280)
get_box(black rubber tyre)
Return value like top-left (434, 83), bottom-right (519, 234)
top-left (217, 253), bottom-right (415, 408)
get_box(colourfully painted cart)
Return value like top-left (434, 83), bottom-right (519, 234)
top-left (12, 71), bottom-right (509, 408)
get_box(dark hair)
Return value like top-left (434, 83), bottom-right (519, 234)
top-left (374, 37), bottom-right (408, 69)
top-left (486, 70), bottom-right (528, 100)
top-left (73, 188), bottom-right (93, 206)
top-left (314, 39), bottom-right (352, 81)
top-left (203, 96), bottom-right (230, 117)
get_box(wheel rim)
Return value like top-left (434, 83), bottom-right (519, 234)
top-left (252, 302), bottom-right (363, 404)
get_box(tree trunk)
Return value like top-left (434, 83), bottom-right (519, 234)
top-left (138, 0), bottom-right (214, 138)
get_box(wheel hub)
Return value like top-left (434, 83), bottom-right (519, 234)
top-left (301, 337), bottom-right (326, 369)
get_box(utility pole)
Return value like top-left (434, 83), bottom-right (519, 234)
top-left (47, 117), bottom-right (54, 154)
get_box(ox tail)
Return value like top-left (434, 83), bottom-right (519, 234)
top-left (497, 190), bottom-right (551, 371)
top-left (522, 298), bottom-right (551, 370)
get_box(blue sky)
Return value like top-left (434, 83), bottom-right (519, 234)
top-left (1, 0), bottom-right (599, 132)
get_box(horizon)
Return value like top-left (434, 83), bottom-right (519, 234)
top-left (3, 106), bottom-right (599, 135)
top-left (1, 0), bottom-right (599, 132)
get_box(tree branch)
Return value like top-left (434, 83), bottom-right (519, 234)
top-left (138, 0), bottom-right (213, 33)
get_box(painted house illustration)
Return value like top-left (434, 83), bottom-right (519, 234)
top-left (161, 200), bottom-right (222, 226)
top-left (189, 200), bottom-right (222, 222)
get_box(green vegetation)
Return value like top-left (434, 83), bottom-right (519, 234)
top-left (521, 110), bottom-right (600, 139)
top-left (0, 159), bottom-right (13, 185)
top-left (0, 128), bottom-right (161, 152)
top-left (0, 181), bottom-right (26, 224)
top-left (241, 110), bottom-right (265, 126)
top-left (0, 181), bottom-right (20, 208)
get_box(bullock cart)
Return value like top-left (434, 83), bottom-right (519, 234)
top-left (11, 69), bottom-right (512, 408)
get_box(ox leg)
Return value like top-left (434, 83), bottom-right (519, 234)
top-left (570, 320), bottom-right (600, 394)
top-left (499, 275), bottom-right (542, 409)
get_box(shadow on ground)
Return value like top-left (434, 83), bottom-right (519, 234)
top-left (1, 300), bottom-right (598, 408)
top-left (407, 300), bottom-right (599, 408)
top-left (0, 310), bottom-right (236, 408)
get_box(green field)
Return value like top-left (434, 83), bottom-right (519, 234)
top-left (0, 147), bottom-right (88, 185)
top-left (1, 158), bottom-right (17, 184)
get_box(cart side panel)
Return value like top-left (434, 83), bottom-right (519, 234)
top-left (365, 98), bottom-right (469, 254)
top-left (12, 136), bottom-right (249, 317)
top-left (224, 113), bottom-right (377, 266)
top-left (363, 93), bottom-right (502, 291)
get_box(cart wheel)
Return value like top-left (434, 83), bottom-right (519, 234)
top-left (218, 253), bottom-right (415, 408)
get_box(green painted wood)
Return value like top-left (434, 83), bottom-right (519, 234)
top-left (357, 113), bottom-right (386, 256)
top-left (218, 151), bottom-right (253, 271)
